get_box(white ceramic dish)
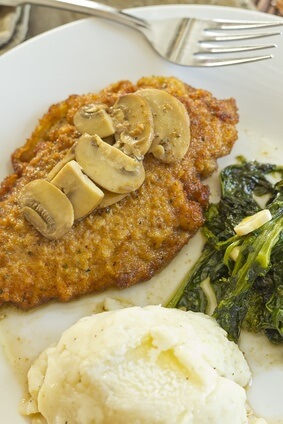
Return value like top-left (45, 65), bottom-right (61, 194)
top-left (0, 5), bottom-right (282, 423)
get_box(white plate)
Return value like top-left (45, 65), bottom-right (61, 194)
top-left (0, 5), bottom-right (283, 424)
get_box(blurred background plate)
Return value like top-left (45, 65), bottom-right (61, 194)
top-left (0, 5), bottom-right (30, 53)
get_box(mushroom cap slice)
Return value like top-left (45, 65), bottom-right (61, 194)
top-left (75, 134), bottom-right (145, 194)
top-left (73, 104), bottom-right (115, 138)
top-left (110, 93), bottom-right (154, 159)
top-left (51, 160), bottom-right (104, 220)
top-left (18, 179), bottom-right (74, 240)
top-left (136, 88), bottom-right (190, 163)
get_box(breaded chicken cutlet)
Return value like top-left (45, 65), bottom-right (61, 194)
top-left (0, 76), bottom-right (238, 310)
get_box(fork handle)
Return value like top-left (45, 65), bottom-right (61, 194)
top-left (19, 0), bottom-right (146, 29)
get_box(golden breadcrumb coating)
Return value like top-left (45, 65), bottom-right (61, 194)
top-left (0, 76), bottom-right (238, 309)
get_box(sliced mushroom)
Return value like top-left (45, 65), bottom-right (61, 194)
top-left (98, 190), bottom-right (128, 209)
top-left (73, 104), bottom-right (115, 138)
top-left (110, 93), bottom-right (154, 159)
top-left (75, 134), bottom-right (145, 194)
top-left (136, 88), bottom-right (190, 163)
top-left (51, 160), bottom-right (104, 220)
top-left (19, 179), bottom-right (74, 240)
top-left (46, 143), bottom-right (77, 182)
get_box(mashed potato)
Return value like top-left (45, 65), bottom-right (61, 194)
top-left (22, 306), bottom-right (265, 424)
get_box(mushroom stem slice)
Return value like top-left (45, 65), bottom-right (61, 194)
top-left (136, 88), bottom-right (191, 163)
top-left (51, 160), bottom-right (104, 220)
top-left (110, 93), bottom-right (154, 159)
top-left (75, 134), bottom-right (145, 194)
top-left (73, 104), bottom-right (115, 138)
top-left (19, 179), bottom-right (74, 240)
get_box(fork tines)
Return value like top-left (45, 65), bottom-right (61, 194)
top-left (198, 42), bottom-right (277, 54)
top-left (194, 17), bottom-right (283, 66)
top-left (203, 30), bottom-right (282, 42)
top-left (209, 19), bottom-right (283, 30)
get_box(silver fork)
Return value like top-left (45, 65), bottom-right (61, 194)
top-left (2, 0), bottom-right (283, 66)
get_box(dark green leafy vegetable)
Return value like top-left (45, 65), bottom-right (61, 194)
top-left (167, 161), bottom-right (283, 344)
